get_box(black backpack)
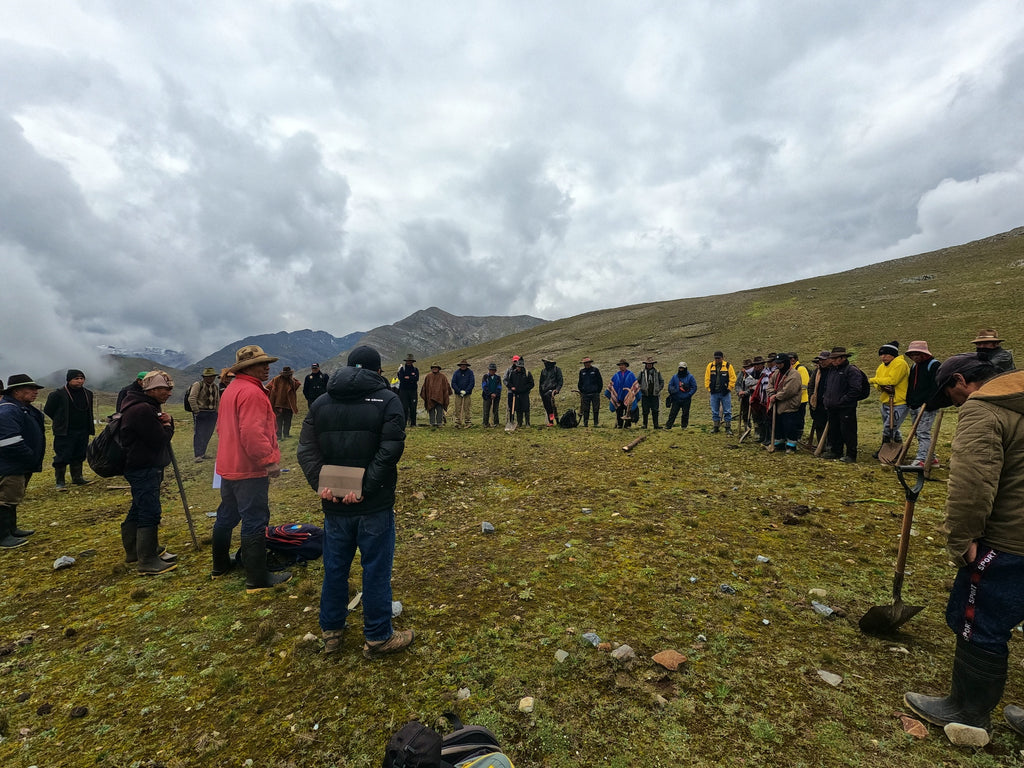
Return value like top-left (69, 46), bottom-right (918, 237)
top-left (558, 409), bottom-right (578, 429)
top-left (383, 714), bottom-right (506, 768)
top-left (183, 382), bottom-right (196, 412)
top-left (86, 414), bottom-right (127, 478)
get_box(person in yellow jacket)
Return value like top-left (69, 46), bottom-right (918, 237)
top-left (704, 351), bottom-right (737, 434)
top-left (868, 341), bottom-right (910, 451)
top-left (787, 352), bottom-right (810, 443)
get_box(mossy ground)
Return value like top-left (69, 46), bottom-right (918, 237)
top-left (1, 395), bottom-right (1022, 767)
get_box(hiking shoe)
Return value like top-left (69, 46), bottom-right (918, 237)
top-left (363, 629), bottom-right (414, 659)
top-left (322, 629), bottom-right (344, 654)
top-left (910, 459), bottom-right (925, 468)
top-left (931, 457), bottom-right (941, 468)
top-left (839, 456), bottom-right (857, 463)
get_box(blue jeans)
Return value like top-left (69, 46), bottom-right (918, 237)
top-left (910, 407), bottom-right (938, 462)
top-left (193, 410), bottom-right (217, 458)
top-left (709, 392), bottom-right (732, 425)
top-left (320, 509), bottom-right (396, 641)
top-left (124, 467), bottom-right (164, 528)
top-left (946, 545), bottom-right (1024, 655)
top-left (880, 402), bottom-right (909, 441)
top-left (214, 477), bottom-right (270, 539)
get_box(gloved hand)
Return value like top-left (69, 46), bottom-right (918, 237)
top-left (460, 390), bottom-right (466, 396)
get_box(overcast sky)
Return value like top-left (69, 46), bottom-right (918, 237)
top-left (3, 1), bottom-right (1024, 373)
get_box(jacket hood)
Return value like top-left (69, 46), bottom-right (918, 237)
top-left (121, 389), bottom-right (160, 411)
top-left (327, 367), bottom-right (389, 400)
top-left (969, 370), bottom-right (1024, 415)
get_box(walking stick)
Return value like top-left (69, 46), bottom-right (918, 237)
top-left (923, 410), bottom-right (943, 479)
top-left (168, 445), bottom-right (200, 550)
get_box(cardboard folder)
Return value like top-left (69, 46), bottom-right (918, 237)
top-left (318, 465), bottom-right (365, 501)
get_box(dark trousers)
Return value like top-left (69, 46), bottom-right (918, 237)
top-left (665, 397), bottom-right (692, 428)
top-left (580, 393), bottom-right (600, 426)
top-left (214, 476), bottom-right (271, 539)
top-left (738, 394), bottom-right (750, 428)
top-left (398, 389), bottom-right (417, 426)
top-left (946, 545), bottom-right (1024, 655)
top-left (640, 395), bottom-right (659, 427)
top-left (52, 430), bottom-right (89, 467)
top-left (193, 410), bottom-right (217, 458)
top-left (482, 396), bottom-right (501, 426)
top-left (809, 405), bottom-right (828, 444)
top-left (774, 411), bottom-right (799, 444)
top-left (615, 404), bottom-right (634, 428)
top-left (827, 406), bottom-right (858, 459)
top-left (541, 390), bottom-right (557, 423)
top-left (795, 402), bottom-right (807, 439)
top-left (274, 408), bottom-right (294, 439)
top-left (124, 467), bottom-right (164, 528)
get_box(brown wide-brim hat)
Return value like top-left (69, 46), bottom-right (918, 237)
top-left (4, 373), bottom-right (44, 394)
top-left (404, 355), bottom-right (416, 363)
top-left (581, 357), bottom-right (594, 364)
top-left (201, 367), bottom-right (218, 377)
top-left (642, 357), bottom-right (656, 364)
top-left (751, 356), bottom-right (765, 365)
top-left (616, 359), bottom-right (630, 366)
top-left (430, 364), bottom-right (442, 370)
top-left (972, 329), bottom-right (1003, 344)
top-left (828, 347), bottom-right (853, 359)
top-left (229, 344), bottom-right (279, 374)
top-left (541, 357), bottom-right (555, 363)
top-left (457, 359), bottom-right (471, 366)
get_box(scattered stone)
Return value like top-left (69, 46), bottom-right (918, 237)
top-left (719, 584), bottom-right (736, 595)
top-left (554, 650), bottom-right (569, 663)
top-left (808, 588), bottom-right (828, 598)
top-left (762, 619), bottom-right (770, 626)
top-left (302, 633), bottom-right (318, 643)
top-left (889, 646), bottom-right (910, 654)
top-left (652, 650), bottom-right (687, 671)
top-left (581, 632), bottom-right (600, 647)
top-left (817, 670), bottom-right (842, 687)
top-left (696, 634), bottom-right (707, 643)
top-left (392, 601), bottom-right (403, 618)
top-left (755, 555), bottom-right (770, 564)
top-left (205, 511), bottom-right (218, 518)
top-left (653, 694), bottom-right (669, 707)
top-left (597, 642), bottom-right (612, 652)
top-left (456, 687), bottom-right (471, 701)
top-left (689, 576), bottom-right (697, 583)
top-left (811, 601), bottom-right (834, 617)
top-left (347, 592), bottom-right (362, 610)
top-left (481, 522), bottom-right (495, 534)
top-left (611, 645), bottom-right (635, 661)
top-left (36, 704), bottom-right (53, 715)
top-left (581, 508), bottom-right (592, 515)
top-left (69, 706), bottom-right (88, 718)
top-left (53, 556), bottom-right (75, 570)
top-left (518, 696), bottom-right (535, 713)
top-left (898, 714), bottom-right (928, 739)
top-left (944, 722), bottom-right (989, 747)
top-left (0, 643), bottom-right (16, 657)
top-left (77, 549), bottom-right (98, 558)
top-left (15, 691), bottom-right (30, 702)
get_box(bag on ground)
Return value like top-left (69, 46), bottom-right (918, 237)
top-left (558, 409), bottom-right (578, 428)
top-left (86, 414), bottom-right (127, 478)
top-left (382, 721), bottom-right (443, 768)
top-left (265, 523), bottom-right (324, 570)
top-left (382, 715), bottom-right (513, 768)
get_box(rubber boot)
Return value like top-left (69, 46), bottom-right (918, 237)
top-left (712, 422), bottom-right (720, 433)
top-left (70, 462), bottom-right (92, 486)
top-left (211, 527), bottom-right (236, 579)
top-left (121, 521), bottom-right (138, 562)
top-left (725, 421), bottom-right (733, 435)
top-left (904, 639), bottom-right (1008, 731)
top-left (136, 527), bottom-right (177, 575)
top-left (8, 504), bottom-right (34, 537)
top-left (653, 414), bottom-right (661, 430)
top-left (240, 535), bottom-right (291, 593)
top-left (55, 465), bottom-right (67, 491)
top-left (1005, 704), bottom-right (1024, 736)
top-left (0, 507), bottom-right (28, 549)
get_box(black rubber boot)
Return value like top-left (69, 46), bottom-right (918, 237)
top-left (7, 504), bottom-right (34, 537)
top-left (904, 639), bottom-right (1007, 731)
top-left (1005, 704), bottom-right (1024, 736)
top-left (211, 527), bottom-right (236, 578)
top-left (136, 527), bottom-right (177, 575)
top-left (653, 414), bottom-right (660, 429)
top-left (55, 465), bottom-right (67, 491)
top-left (0, 507), bottom-right (28, 549)
top-left (121, 521), bottom-right (138, 562)
top-left (70, 462), bottom-right (92, 485)
top-left (241, 535), bottom-right (291, 593)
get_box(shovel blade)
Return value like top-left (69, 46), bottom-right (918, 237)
top-left (859, 600), bottom-right (924, 636)
top-left (878, 441), bottom-right (903, 466)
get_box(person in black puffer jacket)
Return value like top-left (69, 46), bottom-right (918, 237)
top-left (297, 346), bottom-right (412, 659)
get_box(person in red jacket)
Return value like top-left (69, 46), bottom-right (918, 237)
top-left (212, 345), bottom-right (292, 593)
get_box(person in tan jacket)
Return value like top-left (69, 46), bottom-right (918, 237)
top-left (267, 366), bottom-right (301, 440)
top-left (419, 364), bottom-right (451, 428)
top-left (905, 355), bottom-right (1024, 742)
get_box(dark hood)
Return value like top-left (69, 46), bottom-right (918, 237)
top-left (327, 367), bottom-right (389, 401)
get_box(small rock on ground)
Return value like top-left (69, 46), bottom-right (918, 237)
top-left (518, 696), bottom-right (534, 713)
top-left (898, 714), bottom-right (928, 739)
top-left (481, 522), bottom-right (495, 533)
top-left (817, 670), bottom-right (842, 687)
top-left (554, 649), bottom-right (569, 663)
top-left (652, 650), bottom-right (687, 671)
top-left (456, 687), bottom-right (471, 700)
top-left (611, 645), bottom-right (635, 661)
top-left (581, 632), bottom-right (600, 646)
top-left (944, 722), bottom-right (990, 747)
top-left (53, 556), bottom-right (75, 570)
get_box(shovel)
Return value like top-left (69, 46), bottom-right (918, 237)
top-left (859, 464), bottom-right (925, 635)
top-left (878, 394), bottom-right (903, 465)
top-left (505, 395), bottom-right (517, 433)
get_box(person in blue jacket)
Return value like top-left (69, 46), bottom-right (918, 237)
top-left (450, 360), bottom-right (475, 428)
top-left (607, 359), bottom-right (639, 428)
top-left (0, 374), bottom-right (46, 548)
top-left (665, 363), bottom-right (697, 429)
top-left (480, 363), bottom-right (503, 427)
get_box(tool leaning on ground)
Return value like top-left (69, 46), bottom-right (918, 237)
top-left (859, 464), bottom-right (925, 635)
top-left (168, 444), bottom-right (200, 550)
top-left (878, 393), bottom-right (903, 465)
